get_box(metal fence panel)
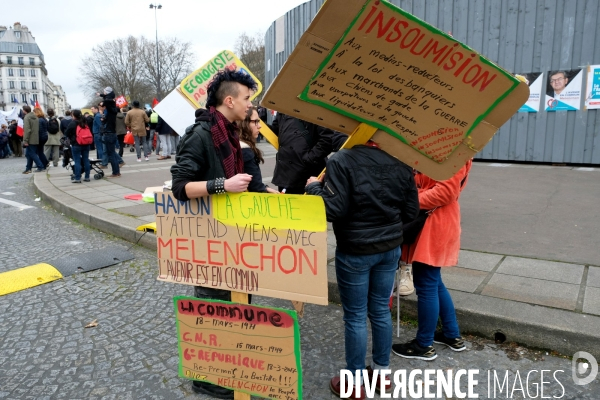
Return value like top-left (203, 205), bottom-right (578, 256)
top-left (264, 0), bottom-right (600, 164)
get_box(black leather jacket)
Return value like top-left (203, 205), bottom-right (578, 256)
top-left (270, 113), bottom-right (334, 189)
top-left (170, 112), bottom-right (226, 202)
top-left (306, 145), bottom-right (419, 255)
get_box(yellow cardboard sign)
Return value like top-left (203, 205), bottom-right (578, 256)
top-left (155, 192), bottom-right (329, 305)
top-left (180, 50), bottom-right (263, 109)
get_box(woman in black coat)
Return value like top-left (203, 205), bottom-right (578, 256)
top-left (34, 108), bottom-right (50, 168)
top-left (239, 107), bottom-right (278, 193)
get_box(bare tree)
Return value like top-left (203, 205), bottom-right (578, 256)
top-left (140, 37), bottom-right (195, 100)
top-left (235, 32), bottom-right (265, 100)
top-left (80, 36), bottom-right (195, 105)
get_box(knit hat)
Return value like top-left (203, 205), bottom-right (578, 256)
top-left (104, 87), bottom-right (113, 94)
top-left (132, 100), bottom-right (140, 108)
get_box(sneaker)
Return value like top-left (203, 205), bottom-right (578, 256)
top-left (137, 158), bottom-right (141, 162)
top-left (107, 174), bottom-right (121, 178)
top-left (98, 165), bottom-right (108, 169)
top-left (119, 161), bottom-right (126, 166)
top-left (144, 156), bottom-right (149, 161)
top-left (433, 331), bottom-right (466, 352)
top-left (83, 178), bottom-right (91, 182)
top-left (35, 168), bottom-right (45, 172)
top-left (366, 366), bottom-right (391, 395)
top-left (392, 339), bottom-right (437, 361)
top-left (166, 155), bottom-right (172, 159)
top-left (22, 170), bottom-right (32, 174)
top-left (191, 381), bottom-right (233, 399)
top-left (330, 376), bottom-right (365, 400)
top-left (72, 180), bottom-right (82, 183)
top-left (398, 264), bottom-right (414, 296)
top-left (157, 156), bottom-right (168, 160)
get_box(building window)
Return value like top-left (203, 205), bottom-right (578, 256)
top-left (6, 56), bottom-right (12, 65)
top-left (15, 31), bottom-right (21, 38)
top-left (32, 94), bottom-right (38, 102)
top-left (32, 82), bottom-right (37, 90)
top-left (30, 69), bottom-right (35, 77)
top-left (17, 45), bottom-right (23, 53)
top-left (29, 57), bottom-right (34, 66)
top-left (19, 69), bottom-right (24, 77)
top-left (21, 93), bottom-right (27, 103)
top-left (18, 57), bottom-right (24, 65)
top-left (8, 68), bottom-right (13, 76)
top-left (9, 81), bottom-right (15, 89)
top-left (11, 94), bottom-right (18, 103)
top-left (20, 81), bottom-right (26, 90)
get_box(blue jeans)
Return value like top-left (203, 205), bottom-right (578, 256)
top-left (336, 246), bottom-right (400, 371)
top-left (71, 144), bottom-right (90, 180)
top-left (94, 133), bottom-right (104, 162)
top-left (103, 133), bottom-right (120, 175)
top-left (25, 144), bottom-right (44, 171)
top-left (0, 143), bottom-right (8, 158)
top-left (413, 261), bottom-right (460, 347)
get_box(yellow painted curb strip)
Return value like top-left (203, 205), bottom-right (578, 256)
top-left (137, 222), bottom-right (157, 233)
top-left (0, 263), bottom-right (63, 296)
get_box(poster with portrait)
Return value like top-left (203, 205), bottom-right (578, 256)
top-left (545, 69), bottom-right (583, 111)
top-left (518, 73), bottom-right (543, 112)
top-left (584, 65), bottom-right (600, 110)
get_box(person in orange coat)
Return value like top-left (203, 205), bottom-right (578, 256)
top-left (392, 160), bottom-right (472, 361)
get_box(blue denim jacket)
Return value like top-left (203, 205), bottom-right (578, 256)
top-left (92, 112), bottom-right (103, 134)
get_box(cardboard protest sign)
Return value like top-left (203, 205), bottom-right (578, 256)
top-left (180, 50), bottom-right (263, 109)
top-left (153, 86), bottom-right (196, 136)
top-left (261, 0), bottom-right (529, 180)
top-left (545, 69), bottom-right (583, 111)
top-left (155, 191), bottom-right (329, 305)
top-left (174, 297), bottom-right (302, 399)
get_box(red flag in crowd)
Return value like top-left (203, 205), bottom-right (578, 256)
top-left (16, 117), bottom-right (24, 137)
top-left (35, 100), bottom-right (40, 109)
top-left (116, 95), bottom-right (128, 108)
top-left (151, 98), bottom-right (159, 108)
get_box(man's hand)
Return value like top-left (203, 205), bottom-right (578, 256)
top-left (306, 175), bottom-right (324, 186)
top-left (224, 174), bottom-right (252, 193)
top-left (23, 142), bottom-right (28, 147)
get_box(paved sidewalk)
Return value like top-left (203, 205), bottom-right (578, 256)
top-left (33, 144), bottom-right (600, 358)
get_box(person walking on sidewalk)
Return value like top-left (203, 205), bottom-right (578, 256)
top-left (116, 108), bottom-right (127, 158)
top-left (125, 101), bottom-right (150, 162)
top-left (34, 108), bottom-right (50, 169)
top-left (9, 120), bottom-right (23, 158)
top-left (22, 105), bottom-right (45, 174)
top-left (44, 109), bottom-right (61, 167)
top-left (156, 114), bottom-right (174, 160)
top-left (64, 110), bottom-right (91, 183)
top-left (91, 106), bottom-right (105, 166)
top-left (392, 160), bottom-right (472, 361)
top-left (305, 140), bottom-right (419, 399)
top-left (170, 69), bottom-right (256, 399)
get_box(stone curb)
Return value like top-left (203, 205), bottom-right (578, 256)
top-left (35, 173), bottom-right (600, 358)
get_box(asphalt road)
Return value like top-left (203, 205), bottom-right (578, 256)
top-left (1, 155), bottom-right (599, 399)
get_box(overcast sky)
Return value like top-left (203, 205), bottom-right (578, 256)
top-left (3, 0), bottom-right (310, 108)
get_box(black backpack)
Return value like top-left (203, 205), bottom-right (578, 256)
top-left (48, 117), bottom-right (59, 134)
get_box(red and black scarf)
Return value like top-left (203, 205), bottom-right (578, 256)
top-left (209, 107), bottom-right (244, 178)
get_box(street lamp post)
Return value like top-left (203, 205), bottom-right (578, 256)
top-left (149, 3), bottom-right (162, 99)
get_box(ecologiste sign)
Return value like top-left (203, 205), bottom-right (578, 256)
top-left (180, 50), bottom-right (263, 108)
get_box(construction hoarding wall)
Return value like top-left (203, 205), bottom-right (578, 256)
top-left (265, 0), bottom-right (600, 165)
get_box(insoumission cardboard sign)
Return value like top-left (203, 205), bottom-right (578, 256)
top-left (174, 297), bottom-right (302, 399)
top-left (155, 192), bottom-right (329, 305)
top-left (262, 0), bottom-right (529, 179)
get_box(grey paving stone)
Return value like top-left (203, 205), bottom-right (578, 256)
top-left (441, 266), bottom-right (488, 293)
top-left (85, 196), bottom-right (121, 204)
top-left (587, 266), bottom-right (600, 288)
top-left (583, 287), bottom-right (600, 316)
top-left (110, 203), bottom-right (156, 217)
top-left (497, 256), bottom-right (584, 284)
top-left (457, 250), bottom-right (503, 271)
top-left (96, 200), bottom-right (141, 209)
top-left (482, 273), bottom-right (580, 310)
top-left (138, 215), bottom-right (157, 223)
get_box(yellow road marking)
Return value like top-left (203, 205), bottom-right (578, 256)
top-left (0, 263), bottom-right (63, 296)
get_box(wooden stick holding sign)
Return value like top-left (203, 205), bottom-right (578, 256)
top-left (230, 292), bottom-right (251, 400)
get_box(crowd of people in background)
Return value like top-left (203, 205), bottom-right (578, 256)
top-left (1, 86), bottom-right (181, 183)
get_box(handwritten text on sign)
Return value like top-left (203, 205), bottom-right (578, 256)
top-left (180, 50), bottom-right (263, 108)
top-left (300, 0), bottom-right (518, 162)
top-left (175, 297), bottom-right (302, 399)
top-left (155, 192), bottom-right (329, 305)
